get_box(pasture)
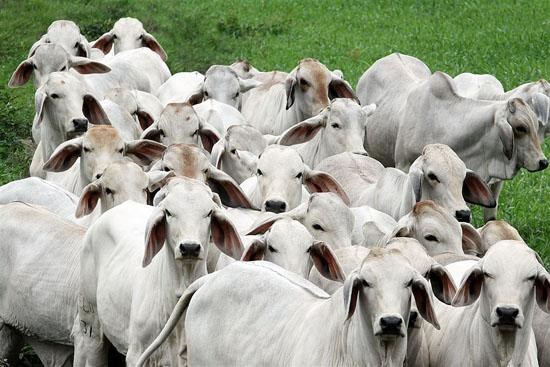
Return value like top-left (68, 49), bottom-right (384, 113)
top-left (0, 0), bottom-right (549, 365)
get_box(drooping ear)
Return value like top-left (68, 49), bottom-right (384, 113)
top-left (136, 110), bottom-right (155, 130)
top-left (532, 92), bottom-right (549, 127)
top-left (409, 156), bottom-right (424, 202)
top-left (285, 75), bottom-right (297, 110)
top-left (83, 95), bottom-right (110, 125)
top-left (187, 90), bottom-right (204, 106)
top-left (198, 120), bottom-right (221, 153)
top-left (43, 137), bottom-right (83, 172)
top-left (452, 265), bottom-right (483, 307)
top-left (75, 182), bottom-right (102, 218)
top-left (362, 103), bottom-right (377, 117)
top-left (125, 140), bottom-right (166, 166)
top-left (343, 272), bottom-right (362, 320)
top-left (387, 214), bottom-right (413, 239)
top-left (211, 208), bottom-right (244, 259)
top-left (463, 170), bottom-right (496, 208)
top-left (241, 238), bottom-right (267, 261)
top-left (461, 222), bottom-right (484, 257)
top-left (141, 33), bottom-right (167, 61)
top-left (8, 59), bottom-right (34, 87)
top-left (140, 122), bottom-right (162, 142)
top-left (34, 91), bottom-right (47, 127)
top-left (535, 267), bottom-right (550, 313)
top-left (328, 78), bottom-right (358, 102)
top-left (206, 166), bottom-right (255, 209)
top-left (427, 264), bottom-right (457, 305)
top-left (279, 109), bottom-right (329, 146)
top-left (496, 111), bottom-right (514, 160)
top-left (412, 275), bottom-right (440, 329)
top-left (92, 32), bottom-right (115, 54)
top-left (238, 77), bottom-right (262, 93)
top-left (142, 207), bottom-right (167, 267)
top-left (69, 56), bottom-right (111, 74)
top-left (309, 241), bottom-right (345, 282)
top-left (246, 216), bottom-right (281, 235)
top-left (303, 168), bottom-right (350, 205)
top-left (147, 170), bottom-right (175, 191)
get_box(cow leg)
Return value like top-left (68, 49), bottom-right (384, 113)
top-left (26, 338), bottom-right (73, 367)
top-left (73, 302), bottom-right (109, 367)
top-left (483, 181), bottom-right (503, 222)
top-left (0, 321), bottom-right (24, 365)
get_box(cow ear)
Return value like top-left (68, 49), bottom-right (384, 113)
top-left (136, 110), bottom-right (155, 130)
top-left (409, 156), bottom-right (424, 202)
top-left (241, 238), bottom-right (267, 261)
top-left (142, 208), bottom-right (167, 267)
top-left (532, 92), bottom-right (549, 127)
top-left (303, 168), bottom-right (350, 205)
top-left (142, 33), bottom-right (167, 61)
top-left (412, 274), bottom-right (440, 329)
top-left (83, 95), bottom-right (110, 125)
top-left (309, 241), bottom-right (345, 283)
top-left (343, 272), bottom-right (362, 320)
top-left (211, 208), bottom-right (243, 259)
top-left (285, 75), bottom-right (297, 110)
top-left (206, 166), bottom-right (256, 209)
top-left (463, 170), bottom-right (495, 208)
top-left (198, 120), bottom-right (221, 153)
top-left (328, 78), bottom-right (358, 102)
top-left (146, 170), bottom-right (175, 192)
top-left (43, 137), bottom-right (83, 172)
top-left (9, 59), bottom-right (34, 87)
top-left (496, 113), bottom-right (514, 160)
top-left (125, 140), bottom-right (166, 166)
top-left (246, 216), bottom-right (280, 235)
top-left (92, 32), bottom-right (115, 54)
top-left (461, 223), bottom-right (484, 257)
top-left (75, 182), bottom-right (101, 218)
top-left (427, 264), bottom-right (457, 305)
top-left (34, 91), bottom-right (47, 127)
top-left (187, 90), bottom-right (204, 106)
top-left (452, 265), bottom-right (483, 307)
top-left (69, 56), bottom-right (111, 74)
top-left (140, 122), bottom-right (162, 142)
top-left (279, 109), bottom-right (328, 146)
top-left (536, 267), bottom-right (550, 313)
top-left (238, 77), bottom-right (261, 93)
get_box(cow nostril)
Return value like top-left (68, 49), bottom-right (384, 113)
top-left (179, 243), bottom-right (201, 257)
top-left (72, 118), bottom-right (88, 132)
top-left (380, 316), bottom-right (402, 328)
top-left (264, 200), bottom-right (287, 214)
top-left (496, 307), bottom-right (519, 318)
top-left (539, 159), bottom-right (549, 170)
top-left (455, 210), bottom-right (471, 223)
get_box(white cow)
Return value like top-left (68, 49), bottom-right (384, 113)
top-left (75, 179), bottom-right (243, 366)
top-left (357, 53), bottom-right (547, 221)
top-left (42, 125), bottom-right (165, 195)
top-left (425, 241), bottom-right (548, 366)
top-left (192, 99), bottom-right (246, 136)
top-left (151, 144), bottom-right (254, 209)
top-left (156, 71), bottom-right (204, 106)
top-left (137, 248), bottom-right (441, 366)
top-left (105, 87), bottom-right (164, 130)
top-left (274, 98), bottom-right (376, 168)
top-left (462, 219), bottom-right (523, 257)
top-left (92, 17), bottom-right (167, 61)
top-left (28, 20), bottom-right (92, 58)
top-left (454, 73), bottom-right (550, 140)
top-left (316, 145), bottom-right (495, 222)
top-left (210, 125), bottom-right (270, 184)
top-left (241, 145), bottom-right (349, 213)
top-left (242, 58), bottom-right (358, 134)
top-left (141, 102), bottom-right (220, 152)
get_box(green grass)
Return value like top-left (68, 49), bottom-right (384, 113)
top-left (0, 0), bottom-right (548, 364)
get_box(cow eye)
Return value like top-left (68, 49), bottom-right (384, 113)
top-left (159, 129), bottom-right (165, 136)
top-left (138, 34), bottom-right (144, 40)
top-left (83, 147), bottom-right (91, 153)
top-left (257, 169), bottom-right (263, 176)
top-left (331, 123), bottom-right (341, 129)
top-left (50, 93), bottom-right (60, 99)
top-left (192, 129), bottom-right (199, 136)
top-left (406, 279), bottom-right (413, 287)
top-left (424, 234), bottom-right (438, 242)
top-left (295, 172), bottom-right (303, 179)
top-left (60, 66), bottom-right (66, 72)
top-left (361, 279), bottom-right (370, 287)
top-left (527, 274), bottom-right (536, 281)
top-left (234, 91), bottom-right (240, 99)
top-left (483, 271), bottom-right (493, 278)
top-left (118, 148), bottom-right (123, 154)
top-left (165, 209), bottom-right (173, 217)
top-left (299, 78), bottom-right (309, 87)
top-left (312, 223), bottom-right (324, 231)
top-left (206, 209), bottom-right (213, 217)
top-left (112, 34), bottom-right (118, 39)
top-left (268, 245), bottom-right (278, 253)
top-left (515, 126), bottom-right (527, 134)
top-left (427, 173), bottom-right (439, 182)
top-left (204, 91), bottom-right (209, 97)
top-left (105, 188), bottom-right (114, 195)
top-left (163, 167), bottom-right (171, 172)
top-left (230, 149), bottom-right (237, 154)
top-left (74, 42), bottom-right (79, 49)
top-left (202, 168), bottom-right (208, 174)
top-left (32, 64), bottom-right (37, 70)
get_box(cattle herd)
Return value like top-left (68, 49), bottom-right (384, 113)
top-left (1, 17), bottom-right (550, 367)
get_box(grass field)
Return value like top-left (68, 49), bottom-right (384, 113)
top-left (0, 1), bottom-right (548, 361)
